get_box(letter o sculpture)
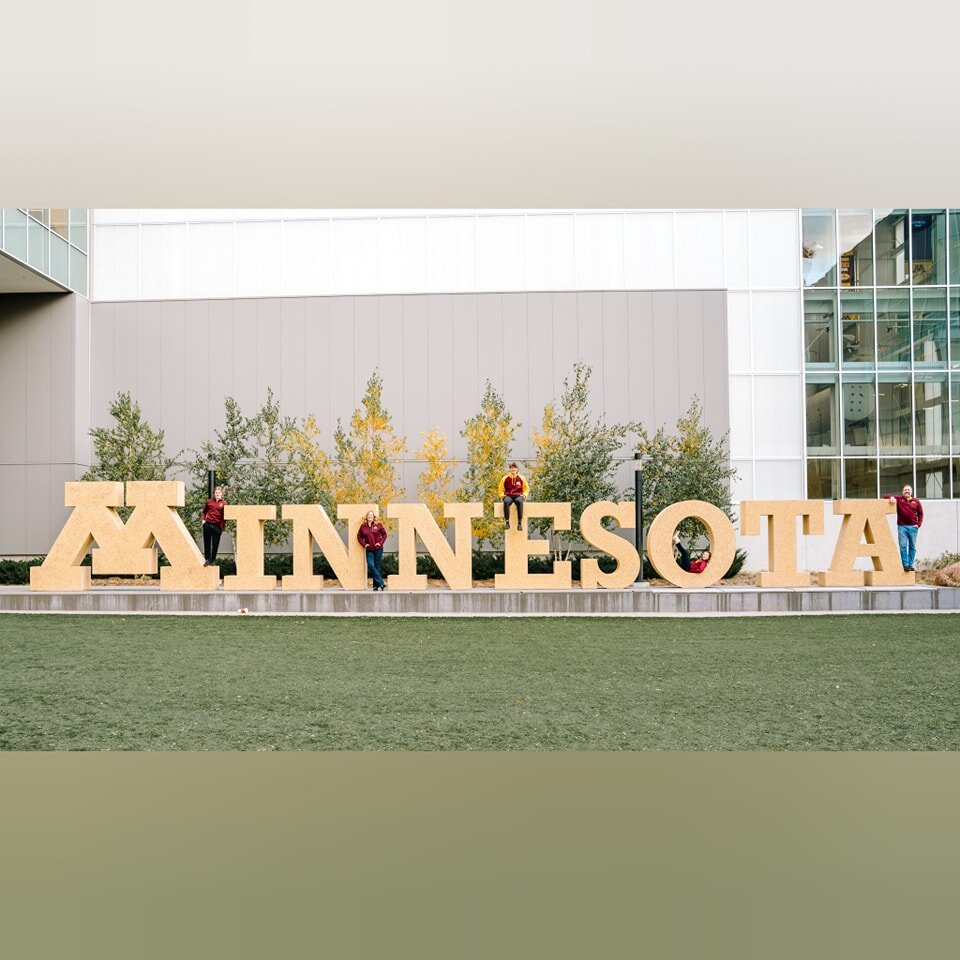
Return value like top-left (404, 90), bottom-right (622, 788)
top-left (646, 500), bottom-right (737, 588)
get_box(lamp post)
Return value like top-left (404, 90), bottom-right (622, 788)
top-left (634, 453), bottom-right (645, 584)
top-left (207, 468), bottom-right (217, 499)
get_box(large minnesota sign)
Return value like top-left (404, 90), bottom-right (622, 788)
top-left (30, 481), bottom-right (915, 591)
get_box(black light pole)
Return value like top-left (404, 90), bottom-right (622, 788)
top-left (208, 469), bottom-right (217, 499)
top-left (634, 453), bottom-right (644, 584)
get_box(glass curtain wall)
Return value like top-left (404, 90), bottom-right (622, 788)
top-left (0, 208), bottom-right (88, 295)
top-left (803, 208), bottom-right (960, 498)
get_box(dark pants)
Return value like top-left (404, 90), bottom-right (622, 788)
top-left (503, 495), bottom-right (524, 525)
top-left (675, 540), bottom-right (692, 572)
top-left (203, 522), bottom-right (223, 562)
top-left (366, 548), bottom-right (385, 589)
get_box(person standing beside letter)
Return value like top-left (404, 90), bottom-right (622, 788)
top-left (498, 463), bottom-right (529, 531)
top-left (358, 510), bottom-right (387, 591)
top-left (884, 484), bottom-right (923, 572)
top-left (201, 486), bottom-right (227, 566)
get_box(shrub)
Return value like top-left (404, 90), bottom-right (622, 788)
top-left (0, 558), bottom-right (44, 585)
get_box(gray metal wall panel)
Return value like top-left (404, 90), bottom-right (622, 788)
top-left (1, 465), bottom-right (26, 551)
top-left (183, 300), bottom-right (210, 452)
top-left (137, 302), bottom-right (163, 426)
top-left (677, 292), bottom-right (705, 420)
top-left (476, 293), bottom-right (503, 394)
top-left (25, 464), bottom-right (52, 553)
top-left (551, 292), bottom-right (578, 400)
top-left (450, 294), bottom-right (478, 461)
top-left (329, 297), bottom-right (355, 425)
top-left (701, 292), bottom-right (730, 440)
top-left (304, 297), bottom-right (331, 440)
top-left (256, 298), bottom-right (282, 409)
top-left (82, 289), bottom-right (729, 506)
top-left (402, 296), bottom-right (429, 443)
top-left (627, 292), bottom-right (655, 430)
top-left (231, 299), bottom-right (257, 417)
top-left (0, 296), bottom-right (27, 464)
top-left (207, 300), bottom-right (234, 433)
top-left (353, 296), bottom-right (378, 399)
top-left (426, 295), bottom-right (455, 441)
top-left (89, 301), bottom-right (115, 436)
top-left (160, 301), bottom-right (186, 459)
top-left (24, 301), bottom-right (52, 464)
top-left (651, 291), bottom-right (681, 430)
top-left (279, 298), bottom-right (307, 423)
top-left (376, 297), bottom-right (403, 428)
top-left (576, 292), bottom-right (605, 414)
top-left (72, 295), bottom-right (90, 468)
top-left (527, 293), bottom-right (553, 446)
top-left (602, 291), bottom-right (630, 426)
top-left (501, 294), bottom-right (528, 451)
top-left (112, 302), bottom-right (139, 410)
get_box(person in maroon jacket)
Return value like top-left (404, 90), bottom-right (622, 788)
top-left (884, 484), bottom-right (923, 572)
top-left (200, 486), bottom-right (227, 566)
top-left (357, 510), bottom-right (388, 590)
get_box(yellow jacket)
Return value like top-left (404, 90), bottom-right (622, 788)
top-left (497, 473), bottom-right (529, 497)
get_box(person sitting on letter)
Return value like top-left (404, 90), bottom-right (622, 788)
top-left (498, 463), bottom-right (529, 531)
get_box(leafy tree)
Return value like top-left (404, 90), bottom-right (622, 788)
top-left (457, 381), bottom-right (519, 546)
top-left (634, 397), bottom-right (738, 544)
top-left (183, 389), bottom-right (302, 545)
top-left (83, 392), bottom-right (178, 519)
top-left (416, 429), bottom-right (456, 529)
top-left (529, 363), bottom-right (632, 556)
top-left (284, 371), bottom-right (406, 526)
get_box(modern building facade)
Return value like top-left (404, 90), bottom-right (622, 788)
top-left (2, 208), bottom-right (959, 567)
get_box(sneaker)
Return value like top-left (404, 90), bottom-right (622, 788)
top-left (505, 523), bottom-right (510, 530)
top-left (518, 523), bottom-right (523, 531)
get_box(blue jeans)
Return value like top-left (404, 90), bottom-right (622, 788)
top-left (898, 525), bottom-right (918, 569)
top-left (366, 548), bottom-right (385, 589)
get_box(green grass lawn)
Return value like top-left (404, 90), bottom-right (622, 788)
top-left (1, 613), bottom-right (958, 750)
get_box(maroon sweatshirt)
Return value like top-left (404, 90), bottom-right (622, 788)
top-left (202, 498), bottom-right (227, 530)
top-left (357, 522), bottom-right (387, 551)
top-left (884, 495), bottom-right (923, 527)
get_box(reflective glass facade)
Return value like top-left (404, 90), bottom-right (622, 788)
top-left (803, 208), bottom-right (960, 498)
top-left (0, 208), bottom-right (87, 295)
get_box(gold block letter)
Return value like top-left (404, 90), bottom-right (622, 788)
top-left (493, 502), bottom-right (573, 590)
top-left (386, 502), bottom-right (482, 590)
top-left (281, 504), bottom-right (373, 591)
top-left (646, 500), bottom-right (737, 588)
top-left (223, 505), bottom-right (277, 591)
top-left (30, 482), bottom-right (126, 591)
top-left (579, 501), bottom-right (640, 589)
top-left (98, 481), bottom-right (218, 591)
top-left (740, 500), bottom-right (824, 587)
top-left (818, 500), bottom-right (915, 587)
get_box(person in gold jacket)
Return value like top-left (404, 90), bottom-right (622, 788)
top-left (497, 463), bottom-right (530, 531)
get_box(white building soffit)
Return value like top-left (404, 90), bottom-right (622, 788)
top-left (0, 251), bottom-right (69, 294)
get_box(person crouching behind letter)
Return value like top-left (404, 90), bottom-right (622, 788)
top-left (498, 463), bottom-right (529, 531)
top-left (358, 510), bottom-right (387, 591)
top-left (201, 486), bottom-right (227, 566)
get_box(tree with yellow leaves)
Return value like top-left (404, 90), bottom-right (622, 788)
top-left (283, 371), bottom-right (406, 526)
top-left (416, 429), bottom-right (456, 529)
top-left (457, 381), bottom-right (519, 546)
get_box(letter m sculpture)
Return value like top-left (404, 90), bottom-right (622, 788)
top-left (31, 481), bottom-right (218, 591)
